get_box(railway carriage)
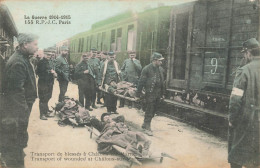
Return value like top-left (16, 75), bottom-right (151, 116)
top-left (0, 4), bottom-right (18, 116)
top-left (69, 6), bottom-right (171, 66)
top-left (68, 0), bottom-right (259, 119)
top-left (166, 0), bottom-right (260, 117)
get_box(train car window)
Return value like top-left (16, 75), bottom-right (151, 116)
top-left (97, 33), bottom-right (101, 51)
top-left (90, 35), bottom-right (93, 49)
top-left (116, 28), bottom-right (122, 51)
top-left (101, 32), bottom-right (106, 51)
top-left (86, 36), bottom-right (90, 51)
top-left (78, 38), bottom-right (81, 53)
top-left (111, 29), bottom-right (116, 51)
top-left (81, 38), bottom-right (84, 52)
top-left (127, 24), bottom-right (135, 51)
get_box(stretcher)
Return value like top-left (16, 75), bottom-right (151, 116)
top-left (85, 125), bottom-right (176, 167)
top-left (99, 88), bottom-right (140, 103)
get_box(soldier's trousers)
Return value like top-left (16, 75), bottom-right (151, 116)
top-left (78, 85), bottom-right (94, 108)
top-left (97, 90), bottom-right (102, 102)
top-left (58, 80), bottom-right (68, 102)
top-left (144, 94), bottom-right (161, 126)
top-left (105, 93), bottom-right (117, 112)
top-left (39, 84), bottom-right (53, 116)
top-left (92, 87), bottom-right (97, 106)
top-left (0, 102), bottom-right (33, 167)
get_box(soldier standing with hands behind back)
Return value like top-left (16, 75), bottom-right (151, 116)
top-left (55, 46), bottom-right (70, 102)
top-left (228, 38), bottom-right (260, 168)
top-left (136, 52), bottom-right (165, 136)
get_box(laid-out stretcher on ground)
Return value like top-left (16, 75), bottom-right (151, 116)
top-left (85, 125), bottom-right (176, 167)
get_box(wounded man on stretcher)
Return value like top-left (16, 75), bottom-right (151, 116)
top-left (89, 113), bottom-right (151, 159)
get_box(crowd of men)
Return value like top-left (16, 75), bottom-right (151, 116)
top-left (0, 32), bottom-right (259, 168)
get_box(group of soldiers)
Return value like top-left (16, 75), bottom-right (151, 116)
top-left (0, 32), bottom-right (259, 168)
top-left (74, 48), bottom-right (165, 137)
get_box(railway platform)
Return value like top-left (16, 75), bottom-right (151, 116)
top-left (24, 80), bottom-right (229, 168)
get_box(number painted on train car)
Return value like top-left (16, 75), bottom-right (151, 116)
top-left (210, 58), bottom-right (218, 74)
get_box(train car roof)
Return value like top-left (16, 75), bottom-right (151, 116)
top-left (92, 11), bottom-right (133, 29)
top-left (69, 6), bottom-right (172, 40)
top-left (0, 4), bottom-right (18, 37)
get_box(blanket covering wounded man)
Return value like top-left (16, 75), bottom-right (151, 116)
top-left (55, 98), bottom-right (151, 159)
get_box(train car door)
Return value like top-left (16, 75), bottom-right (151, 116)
top-left (167, 3), bottom-right (194, 90)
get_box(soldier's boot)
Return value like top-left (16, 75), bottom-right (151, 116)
top-left (142, 122), bottom-right (153, 136)
top-left (97, 98), bottom-right (102, 104)
top-left (92, 104), bottom-right (98, 109)
top-left (144, 129), bottom-right (153, 136)
top-left (147, 122), bottom-right (153, 132)
top-left (141, 122), bottom-right (147, 130)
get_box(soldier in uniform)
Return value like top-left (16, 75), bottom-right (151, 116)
top-left (0, 33), bottom-right (38, 167)
top-left (55, 46), bottom-right (70, 102)
top-left (74, 53), bottom-right (96, 111)
top-left (100, 51), bottom-right (108, 64)
top-left (136, 52), bottom-right (165, 136)
top-left (88, 48), bottom-right (101, 108)
top-left (99, 51), bottom-right (120, 114)
top-left (49, 52), bottom-right (56, 71)
top-left (119, 51), bottom-right (142, 108)
top-left (36, 51), bottom-right (57, 120)
top-left (96, 51), bottom-right (103, 104)
top-left (96, 51), bottom-right (101, 61)
top-left (228, 38), bottom-right (260, 168)
top-left (98, 52), bottom-right (108, 106)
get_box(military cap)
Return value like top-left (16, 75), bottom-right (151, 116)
top-left (128, 51), bottom-right (136, 54)
top-left (90, 48), bottom-right (97, 52)
top-left (43, 49), bottom-right (49, 53)
top-left (103, 52), bottom-right (108, 55)
top-left (152, 52), bottom-right (164, 60)
top-left (97, 51), bottom-right (101, 54)
top-left (43, 49), bottom-right (51, 55)
top-left (101, 113), bottom-right (110, 122)
top-left (82, 52), bottom-right (88, 56)
top-left (108, 51), bottom-right (115, 56)
top-left (241, 38), bottom-right (260, 52)
top-left (17, 33), bottom-right (38, 45)
top-left (61, 46), bottom-right (69, 51)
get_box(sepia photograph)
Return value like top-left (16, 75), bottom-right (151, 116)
top-left (0, 0), bottom-right (259, 168)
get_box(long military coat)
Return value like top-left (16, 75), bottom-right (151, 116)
top-left (36, 58), bottom-right (54, 100)
top-left (74, 61), bottom-right (95, 91)
top-left (88, 57), bottom-right (100, 83)
top-left (1, 50), bottom-right (37, 149)
top-left (55, 55), bottom-right (70, 81)
top-left (137, 63), bottom-right (165, 98)
top-left (228, 56), bottom-right (260, 166)
top-left (121, 58), bottom-right (142, 85)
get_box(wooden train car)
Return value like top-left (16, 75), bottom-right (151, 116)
top-left (68, 1), bottom-right (259, 118)
top-left (0, 4), bottom-right (18, 60)
top-left (0, 3), bottom-right (18, 112)
top-left (166, 0), bottom-right (260, 117)
top-left (69, 6), bottom-right (171, 66)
